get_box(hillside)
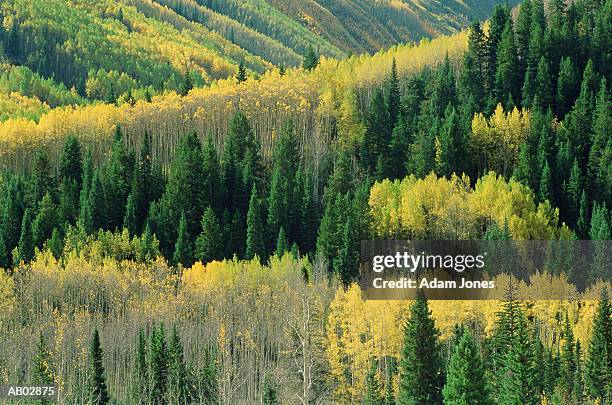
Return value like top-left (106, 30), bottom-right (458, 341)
top-left (0, 0), bottom-right (516, 113)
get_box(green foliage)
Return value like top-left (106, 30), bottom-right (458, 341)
top-left (246, 184), bottom-right (265, 260)
top-left (585, 288), bottom-right (611, 401)
top-left (196, 207), bottom-right (223, 263)
top-left (173, 211), bottom-right (192, 267)
top-left (365, 359), bottom-right (384, 405)
top-left (398, 291), bottom-right (443, 404)
top-left (88, 329), bottom-right (110, 405)
top-left (17, 208), bottom-right (34, 264)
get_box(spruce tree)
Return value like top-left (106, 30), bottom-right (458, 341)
top-left (398, 290), bottom-right (443, 404)
top-left (59, 136), bottom-right (83, 189)
top-left (167, 325), bottom-right (190, 403)
top-left (533, 56), bottom-right (552, 111)
top-left (585, 288), bottom-right (611, 401)
top-left (274, 226), bottom-right (288, 258)
top-left (123, 191), bottom-right (137, 236)
top-left (495, 19), bottom-right (520, 104)
top-left (179, 71), bottom-right (193, 96)
top-left (88, 170), bottom-right (106, 232)
top-left (333, 217), bottom-right (358, 284)
top-left (33, 192), bottom-right (58, 248)
top-left (33, 150), bottom-right (54, 202)
top-left (17, 208), bottom-right (34, 264)
top-left (564, 159), bottom-right (582, 226)
top-left (0, 231), bottom-right (8, 269)
top-left (436, 105), bottom-right (463, 177)
top-left (88, 329), bottom-right (109, 405)
top-left (173, 210), bottom-right (192, 267)
top-left (132, 328), bottom-right (148, 403)
top-left (302, 45), bottom-right (319, 71)
top-left (386, 58), bottom-right (401, 128)
top-left (459, 22), bottom-right (486, 110)
top-left (202, 134), bottom-right (223, 215)
top-left (105, 126), bottom-right (133, 230)
top-left (246, 185), bottom-right (265, 260)
top-left (588, 78), bottom-right (611, 202)
top-left (149, 324), bottom-right (169, 404)
top-left (443, 330), bottom-right (490, 405)
top-left (195, 207), bottom-right (223, 263)
top-left (236, 61), bottom-right (247, 83)
top-left (361, 89), bottom-right (391, 175)
top-left (576, 190), bottom-right (589, 239)
top-left (33, 332), bottom-right (54, 384)
top-left (262, 374), bottom-right (278, 405)
top-left (365, 359), bottom-right (384, 405)
top-left (515, 0), bottom-right (532, 82)
top-left (48, 228), bottom-right (63, 259)
top-left (560, 315), bottom-right (576, 400)
top-left (556, 57), bottom-right (579, 117)
top-left (539, 160), bottom-right (553, 203)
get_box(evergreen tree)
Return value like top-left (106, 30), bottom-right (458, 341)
top-left (179, 71), bottom-right (193, 96)
top-left (195, 207), bottom-right (223, 264)
top-left (262, 374), bottom-right (278, 404)
top-left (495, 19), bottom-right (520, 104)
top-left (365, 359), bottom-right (384, 405)
top-left (17, 208), bottom-right (34, 264)
top-left (167, 325), bottom-right (190, 403)
top-left (274, 226), bottom-right (288, 258)
top-left (88, 329), bottom-right (110, 405)
top-left (246, 185), bottom-right (265, 260)
top-left (564, 159), bottom-right (582, 226)
top-left (560, 315), bottom-right (576, 400)
top-left (33, 150), bottom-right (54, 202)
top-left (386, 58), bottom-right (401, 128)
top-left (443, 330), bottom-right (490, 405)
top-left (430, 55), bottom-right (457, 118)
top-left (202, 134), bottom-right (223, 215)
top-left (2, 177), bottom-right (25, 256)
top-left (173, 210), bottom-right (192, 267)
top-left (59, 136), bottom-right (82, 189)
top-left (0, 231), bottom-right (8, 269)
top-left (33, 332), bottom-right (54, 385)
top-left (398, 290), bottom-right (443, 405)
top-left (149, 324), bottom-right (169, 404)
top-left (513, 141), bottom-right (536, 191)
top-left (48, 228), bottom-right (63, 259)
top-left (487, 4), bottom-right (512, 98)
top-left (515, 0), bottom-right (533, 83)
top-left (556, 57), bottom-right (579, 117)
top-left (361, 89), bottom-right (391, 175)
top-left (105, 126), bottom-right (133, 230)
top-left (236, 61), bottom-right (247, 83)
top-left (133, 130), bottom-right (157, 233)
top-left (588, 78), bottom-right (611, 203)
top-left (576, 190), bottom-right (589, 239)
top-left (589, 203), bottom-right (611, 282)
top-left (389, 117), bottom-right (411, 180)
top-left (58, 179), bottom-right (79, 227)
top-left (302, 45), bottom-right (319, 71)
top-left (33, 192), bottom-right (58, 248)
top-left (123, 192), bottom-right (137, 236)
top-left (132, 328), bottom-right (148, 403)
top-left (585, 288), bottom-right (611, 401)
top-left (89, 170), bottom-right (106, 232)
top-left (333, 216), bottom-right (358, 284)
top-left (459, 22), bottom-right (486, 110)
top-left (533, 56), bottom-right (552, 111)
top-left (539, 160), bottom-right (553, 203)
top-left (196, 348), bottom-right (218, 403)
top-left (436, 105), bottom-right (463, 177)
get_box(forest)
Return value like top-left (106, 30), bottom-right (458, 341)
top-left (0, 0), bottom-right (610, 403)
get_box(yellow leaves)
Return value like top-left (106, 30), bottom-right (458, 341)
top-left (0, 269), bottom-right (16, 320)
top-left (470, 104), bottom-right (530, 176)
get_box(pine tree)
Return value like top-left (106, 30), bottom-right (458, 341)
top-left (515, 0), bottom-right (532, 83)
top-left (140, 223), bottom-right (155, 262)
top-left (361, 89), bottom-right (391, 175)
top-left (246, 185), bottom-right (265, 260)
top-left (459, 22), bottom-right (486, 110)
top-left (365, 359), bottom-right (384, 405)
top-left (0, 231), bottom-right (8, 269)
top-left (202, 134), bottom-right (223, 215)
top-left (274, 226), bottom-right (288, 258)
top-left (132, 328), bottom-right (148, 403)
top-left (564, 159), bottom-right (582, 226)
top-left (302, 45), bottom-right (319, 71)
top-left (588, 78), bottom-right (611, 202)
top-left (33, 192), bottom-right (58, 248)
top-left (88, 170), bottom-right (106, 232)
top-left (539, 160), bottom-right (553, 203)
top-left (48, 228), bottom-right (63, 259)
top-left (585, 288), bottom-right (611, 401)
top-left (487, 4), bottom-right (512, 98)
top-left (33, 332), bottom-right (54, 384)
top-left (195, 207), bottom-right (223, 263)
top-left (173, 210), bottom-right (192, 267)
top-left (105, 126), bottom-right (133, 230)
top-left (589, 203), bottom-right (611, 283)
top-left (59, 136), bottom-right (83, 189)
top-left (443, 330), bottom-right (491, 405)
top-left (58, 179), bottom-right (79, 227)
top-left (576, 190), bottom-right (589, 239)
top-left (179, 71), bottom-right (193, 96)
top-left (430, 55), bottom-right (457, 118)
top-left (17, 208), bottom-right (34, 264)
top-left (196, 348), bottom-right (218, 403)
top-left (236, 61), bottom-right (247, 83)
top-left (167, 325), bottom-right (190, 403)
top-left (387, 58), bottom-right (401, 128)
top-left (33, 150), bottom-right (54, 202)
top-left (513, 141), bottom-right (536, 191)
top-left (436, 105), bottom-right (463, 177)
top-left (398, 290), bottom-right (443, 404)
top-left (573, 340), bottom-right (584, 404)
top-left (556, 57), bottom-right (579, 117)
top-left (533, 56), bottom-right (552, 111)
top-left (149, 324), bottom-right (169, 404)
top-left (495, 19), bottom-right (520, 104)
top-left (560, 315), bottom-right (576, 400)
top-left (333, 216), bottom-right (358, 284)
top-left (262, 374), bottom-right (278, 405)
top-left (123, 191), bottom-right (137, 236)
top-left (88, 329), bottom-right (110, 405)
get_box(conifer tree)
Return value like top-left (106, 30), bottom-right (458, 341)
top-left (539, 160), bottom-right (553, 203)
top-left (167, 325), bottom-right (190, 403)
top-left (495, 20), bottom-right (520, 104)
top-left (365, 359), bottom-right (384, 405)
top-left (173, 210), bottom-right (192, 267)
top-left (202, 135), bottom-right (223, 215)
top-left (585, 288), bottom-right (611, 401)
top-left (588, 78), bottom-right (611, 202)
top-left (513, 141), bottom-right (536, 191)
top-left (0, 231), bottom-right (8, 269)
top-left (246, 185), bottom-right (265, 260)
top-left (48, 228), bottom-right (63, 259)
top-left (361, 89), bottom-right (391, 176)
top-left (560, 315), bottom-right (576, 400)
top-left (460, 22), bottom-right (486, 110)
top-left (487, 4), bottom-right (512, 96)
top-left (33, 150), bottom-right (53, 202)
top-left (105, 126), bottom-right (133, 230)
top-left (430, 55), bottom-right (457, 118)
top-left (132, 328), bottom-right (148, 403)
top-left (123, 192), bottom-right (137, 236)
top-left (59, 136), bottom-right (83, 189)
top-left (576, 190), bottom-right (589, 239)
top-left (33, 192), bottom-right (58, 248)
top-left (149, 324), bottom-right (169, 404)
top-left (2, 178), bottom-right (25, 255)
top-left (515, 0), bottom-right (532, 82)
top-left (274, 226), bottom-right (288, 258)
top-left (302, 45), bottom-right (319, 71)
top-left (556, 57), bottom-right (579, 117)
top-left (17, 208), bottom-right (34, 264)
top-left (262, 374), bottom-right (278, 405)
top-left (195, 207), bottom-right (223, 264)
top-left (89, 170), bottom-right (105, 232)
top-left (33, 332), bottom-right (54, 386)
top-left (436, 105), bottom-right (463, 177)
top-left (236, 61), bottom-right (247, 83)
top-left (533, 56), bottom-right (552, 111)
top-left (88, 329), bottom-right (109, 405)
top-left (333, 216), bottom-right (358, 284)
top-left (443, 330), bottom-right (490, 405)
top-left (564, 159), bottom-right (582, 226)
top-left (387, 58), bottom-right (401, 129)
top-left (398, 290), bottom-right (443, 404)
top-left (179, 71), bottom-right (193, 96)
top-left (140, 224), bottom-right (155, 262)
